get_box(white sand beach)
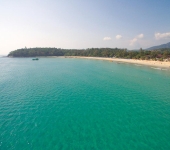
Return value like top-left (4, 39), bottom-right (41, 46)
top-left (63, 56), bottom-right (170, 69)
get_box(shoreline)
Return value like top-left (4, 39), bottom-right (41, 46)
top-left (61, 56), bottom-right (170, 69)
top-left (7, 56), bottom-right (170, 69)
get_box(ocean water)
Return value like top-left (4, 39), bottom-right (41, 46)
top-left (0, 57), bottom-right (170, 150)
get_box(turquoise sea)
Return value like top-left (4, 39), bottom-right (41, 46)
top-left (0, 57), bottom-right (170, 150)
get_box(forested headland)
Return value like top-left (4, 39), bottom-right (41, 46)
top-left (8, 47), bottom-right (170, 61)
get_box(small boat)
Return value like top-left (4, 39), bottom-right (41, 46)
top-left (32, 58), bottom-right (39, 60)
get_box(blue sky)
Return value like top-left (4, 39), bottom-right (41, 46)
top-left (0, 0), bottom-right (170, 55)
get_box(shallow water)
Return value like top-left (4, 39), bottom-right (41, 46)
top-left (0, 57), bottom-right (170, 150)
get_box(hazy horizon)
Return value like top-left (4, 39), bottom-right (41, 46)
top-left (1, 0), bottom-right (170, 55)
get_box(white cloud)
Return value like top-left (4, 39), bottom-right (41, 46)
top-left (129, 34), bottom-right (144, 46)
top-left (155, 32), bottom-right (170, 40)
top-left (103, 37), bottom-right (111, 41)
top-left (130, 38), bottom-right (137, 46)
top-left (116, 35), bottom-right (122, 40)
top-left (138, 34), bottom-right (144, 39)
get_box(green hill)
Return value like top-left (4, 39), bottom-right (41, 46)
top-left (147, 42), bottom-right (170, 50)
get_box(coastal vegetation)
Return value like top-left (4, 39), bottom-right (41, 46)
top-left (8, 47), bottom-right (170, 61)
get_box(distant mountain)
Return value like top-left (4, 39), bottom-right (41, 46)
top-left (147, 42), bottom-right (170, 50)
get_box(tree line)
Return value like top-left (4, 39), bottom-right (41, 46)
top-left (8, 47), bottom-right (170, 61)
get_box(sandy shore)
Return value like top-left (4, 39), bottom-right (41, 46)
top-left (61, 56), bottom-right (170, 69)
